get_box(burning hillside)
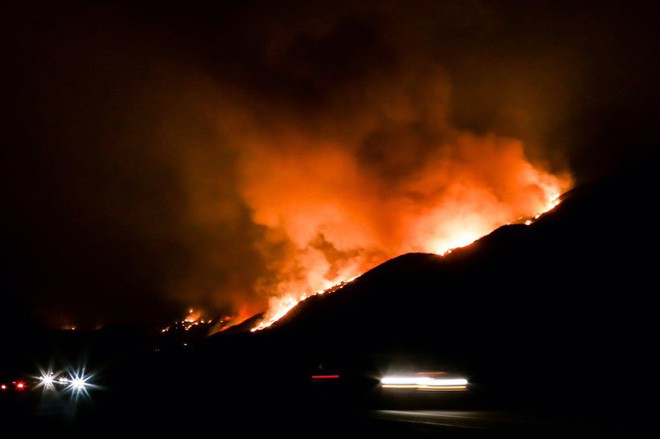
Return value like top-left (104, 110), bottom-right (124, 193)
top-left (234, 134), bottom-right (571, 331)
top-left (236, 155), bottom-right (658, 378)
top-left (229, 179), bottom-right (566, 333)
top-left (6, 1), bottom-right (593, 331)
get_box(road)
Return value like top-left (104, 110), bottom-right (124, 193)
top-left (357, 409), bottom-right (640, 438)
top-left (4, 395), bottom-right (646, 438)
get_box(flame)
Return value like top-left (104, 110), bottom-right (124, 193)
top-left (538, 192), bottom-right (562, 217)
top-left (156, 48), bottom-right (576, 338)
top-left (252, 276), bottom-right (358, 331)
top-left (184, 308), bottom-right (201, 323)
top-left (250, 183), bottom-right (566, 331)
top-left (161, 308), bottom-right (210, 333)
top-left (436, 191), bottom-right (564, 255)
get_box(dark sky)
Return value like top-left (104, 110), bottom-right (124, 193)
top-left (2, 0), bottom-right (659, 330)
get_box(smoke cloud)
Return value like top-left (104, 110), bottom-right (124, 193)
top-left (4, 1), bottom-right (655, 328)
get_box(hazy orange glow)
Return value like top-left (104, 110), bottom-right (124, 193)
top-left (16, 0), bottom-right (650, 335)
top-left (167, 55), bottom-right (573, 333)
top-left (248, 156), bottom-right (569, 331)
top-left (217, 306), bottom-right (255, 332)
top-left (184, 308), bottom-right (201, 323)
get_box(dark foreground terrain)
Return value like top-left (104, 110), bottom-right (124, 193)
top-left (3, 156), bottom-right (657, 437)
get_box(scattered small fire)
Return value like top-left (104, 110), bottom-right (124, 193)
top-left (161, 308), bottom-right (212, 333)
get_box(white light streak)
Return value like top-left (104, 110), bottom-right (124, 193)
top-left (380, 375), bottom-right (468, 391)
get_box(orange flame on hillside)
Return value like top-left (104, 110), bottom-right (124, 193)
top-left (251, 276), bottom-right (358, 331)
top-left (169, 54), bottom-right (574, 336)
top-left (250, 172), bottom-right (568, 332)
top-left (161, 308), bottom-right (212, 333)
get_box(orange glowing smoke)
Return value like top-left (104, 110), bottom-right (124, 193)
top-left (171, 55), bottom-right (573, 333)
top-left (243, 133), bottom-right (571, 331)
top-left (216, 306), bottom-right (255, 332)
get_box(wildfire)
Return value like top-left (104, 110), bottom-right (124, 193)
top-left (214, 306), bottom-right (255, 333)
top-left (251, 277), bottom-right (358, 332)
top-left (161, 308), bottom-right (212, 333)
top-left (537, 192), bottom-right (562, 217)
top-left (437, 191), bottom-right (563, 256)
top-left (250, 187), bottom-right (566, 331)
top-left (436, 232), bottom-right (480, 256)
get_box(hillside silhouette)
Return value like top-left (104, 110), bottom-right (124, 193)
top-left (14, 153), bottom-right (658, 435)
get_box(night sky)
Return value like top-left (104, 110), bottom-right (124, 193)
top-left (2, 1), bottom-right (658, 330)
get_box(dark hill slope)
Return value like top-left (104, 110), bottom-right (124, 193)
top-left (252, 155), bottom-right (659, 409)
top-left (105, 156), bottom-right (658, 430)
